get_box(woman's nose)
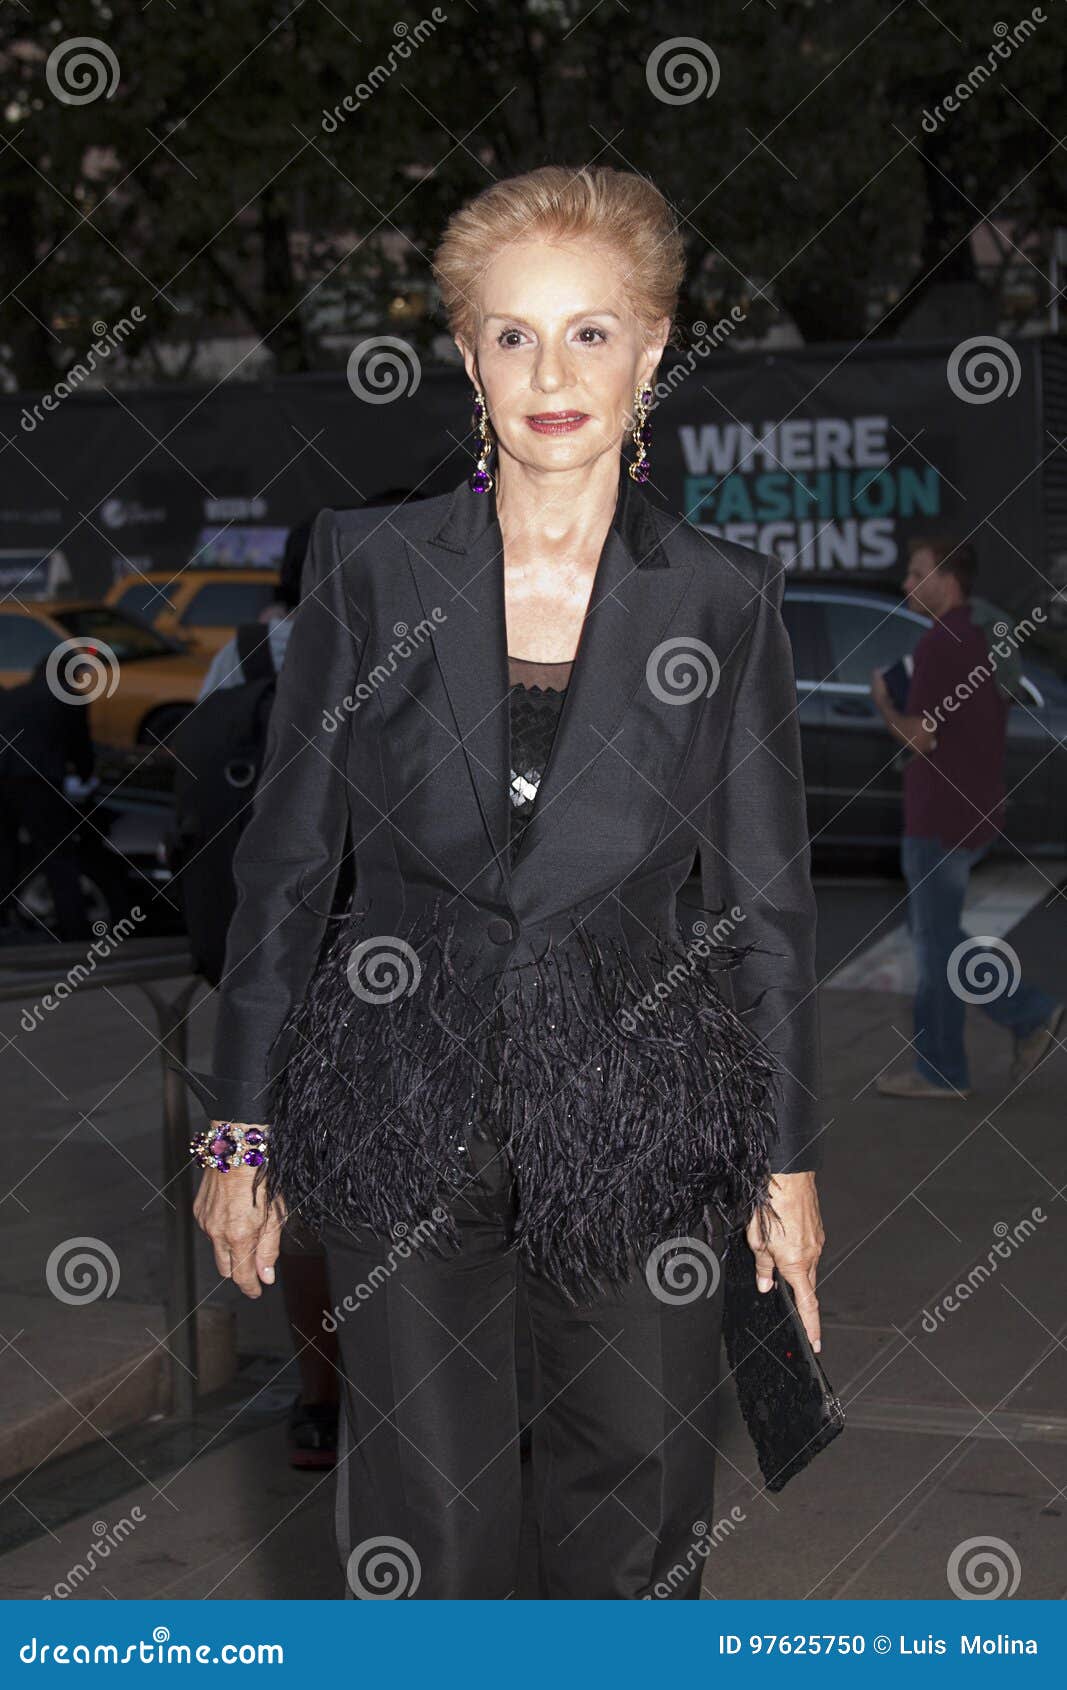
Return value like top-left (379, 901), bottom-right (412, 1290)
top-left (531, 343), bottom-right (570, 392)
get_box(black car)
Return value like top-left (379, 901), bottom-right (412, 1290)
top-left (782, 585), bottom-right (1067, 856)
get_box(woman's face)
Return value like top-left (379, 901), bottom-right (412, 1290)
top-left (457, 236), bottom-right (668, 478)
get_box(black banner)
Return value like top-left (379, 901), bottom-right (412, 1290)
top-left (664, 338), bottom-right (1043, 618)
top-left (0, 338), bottom-right (1046, 618)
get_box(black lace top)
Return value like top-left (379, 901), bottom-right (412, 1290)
top-left (508, 654), bottom-right (572, 860)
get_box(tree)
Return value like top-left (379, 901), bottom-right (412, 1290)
top-left (2, 0), bottom-right (1065, 390)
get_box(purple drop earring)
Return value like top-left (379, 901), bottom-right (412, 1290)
top-left (628, 384), bottom-right (653, 484)
top-left (470, 387), bottom-right (494, 493)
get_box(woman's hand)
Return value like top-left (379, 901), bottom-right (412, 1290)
top-left (193, 1131), bottom-right (287, 1299)
top-left (745, 1171), bottom-right (825, 1352)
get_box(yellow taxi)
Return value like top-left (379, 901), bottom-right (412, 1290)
top-left (0, 601), bottom-right (208, 748)
top-left (105, 569), bottom-right (279, 656)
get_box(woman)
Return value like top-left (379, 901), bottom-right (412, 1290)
top-left (186, 164), bottom-right (825, 1600)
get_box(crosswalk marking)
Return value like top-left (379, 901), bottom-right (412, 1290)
top-left (825, 859), bottom-right (1067, 993)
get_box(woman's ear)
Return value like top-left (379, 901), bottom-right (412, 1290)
top-left (454, 335), bottom-right (478, 387)
top-left (638, 316), bottom-right (671, 388)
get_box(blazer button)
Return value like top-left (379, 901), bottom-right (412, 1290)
top-left (486, 916), bottom-right (516, 945)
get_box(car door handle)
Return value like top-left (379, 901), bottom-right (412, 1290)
top-left (830, 696), bottom-right (877, 717)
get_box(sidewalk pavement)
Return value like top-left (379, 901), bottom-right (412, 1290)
top-left (1, 893), bottom-right (1064, 1600)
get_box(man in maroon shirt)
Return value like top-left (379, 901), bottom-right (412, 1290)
top-left (870, 536), bottom-right (1063, 1099)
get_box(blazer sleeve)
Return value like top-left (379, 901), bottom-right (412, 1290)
top-left (701, 553), bottom-right (824, 1174)
top-left (179, 509), bottom-right (365, 1123)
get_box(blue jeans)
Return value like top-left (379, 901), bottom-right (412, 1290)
top-left (901, 834), bottom-right (1059, 1090)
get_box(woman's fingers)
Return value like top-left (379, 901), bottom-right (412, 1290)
top-left (254, 1202), bottom-right (285, 1288)
top-left (779, 1264), bottom-right (822, 1353)
top-left (745, 1172), bottom-right (825, 1351)
top-left (750, 1236), bottom-right (777, 1293)
top-left (193, 1163), bottom-right (285, 1300)
top-left (223, 1228), bottom-right (264, 1298)
top-left (748, 1235), bottom-right (824, 1351)
top-left (745, 1203), bottom-right (784, 1290)
top-left (222, 1200), bottom-right (287, 1298)
top-left (194, 1180), bottom-right (234, 1281)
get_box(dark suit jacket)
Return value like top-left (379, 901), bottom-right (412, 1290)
top-left (0, 670), bottom-right (94, 785)
top-left (183, 463), bottom-right (823, 1181)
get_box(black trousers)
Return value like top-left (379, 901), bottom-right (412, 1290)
top-left (318, 1123), bottom-right (729, 1599)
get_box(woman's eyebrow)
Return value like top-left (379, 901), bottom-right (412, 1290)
top-left (483, 308), bottom-right (622, 326)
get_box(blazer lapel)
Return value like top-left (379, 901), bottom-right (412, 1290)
top-left (406, 483), bottom-right (513, 882)
top-left (508, 476), bottom-right (693, 895)
top-left (406, 466), bottom-right (694, 899)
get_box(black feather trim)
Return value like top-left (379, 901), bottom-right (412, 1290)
top-left (257, 896), bottom-right (783, 1303)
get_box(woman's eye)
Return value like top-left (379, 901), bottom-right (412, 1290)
top-left (495, 325), bottom-right (608, 348)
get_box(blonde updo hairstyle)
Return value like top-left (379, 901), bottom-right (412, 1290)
top-left (432, 164), bottom-right (685, 350)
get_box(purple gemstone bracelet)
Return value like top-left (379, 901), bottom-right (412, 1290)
top-left (190, 1122), bottom-right (270, 1172)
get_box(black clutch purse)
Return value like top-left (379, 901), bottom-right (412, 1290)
top-left (721, 1223), bottom-right (846, 1492)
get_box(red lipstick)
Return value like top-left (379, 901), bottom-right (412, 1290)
top-left (526, 411), bottom-right (589, 435)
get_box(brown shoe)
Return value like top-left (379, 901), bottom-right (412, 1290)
top-left (875, 1066), bottom-right (970, 1100)
top-left (1010, 1003), bottom-right (1066, 1085)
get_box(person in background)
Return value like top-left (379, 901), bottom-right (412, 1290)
top-left (0, 653), bottom-right (95, 942)
top-left (200, 492), bottom-right (424, 701)
top-left (871, 535), bottom-right (1064, 1100)
top-left (198, 520), bottom-right (310, 703)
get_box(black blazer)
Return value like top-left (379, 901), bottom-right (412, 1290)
top-left (181, 462), bottom-right (823, 1286)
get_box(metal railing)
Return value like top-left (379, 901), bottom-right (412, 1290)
top-left (0, 936), bottom-right (204, 1419)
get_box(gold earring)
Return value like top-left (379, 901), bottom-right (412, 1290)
top-left (470, 387), bottom-right (494, 493)
top-left (628, 383), bottom-right (653, 483)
